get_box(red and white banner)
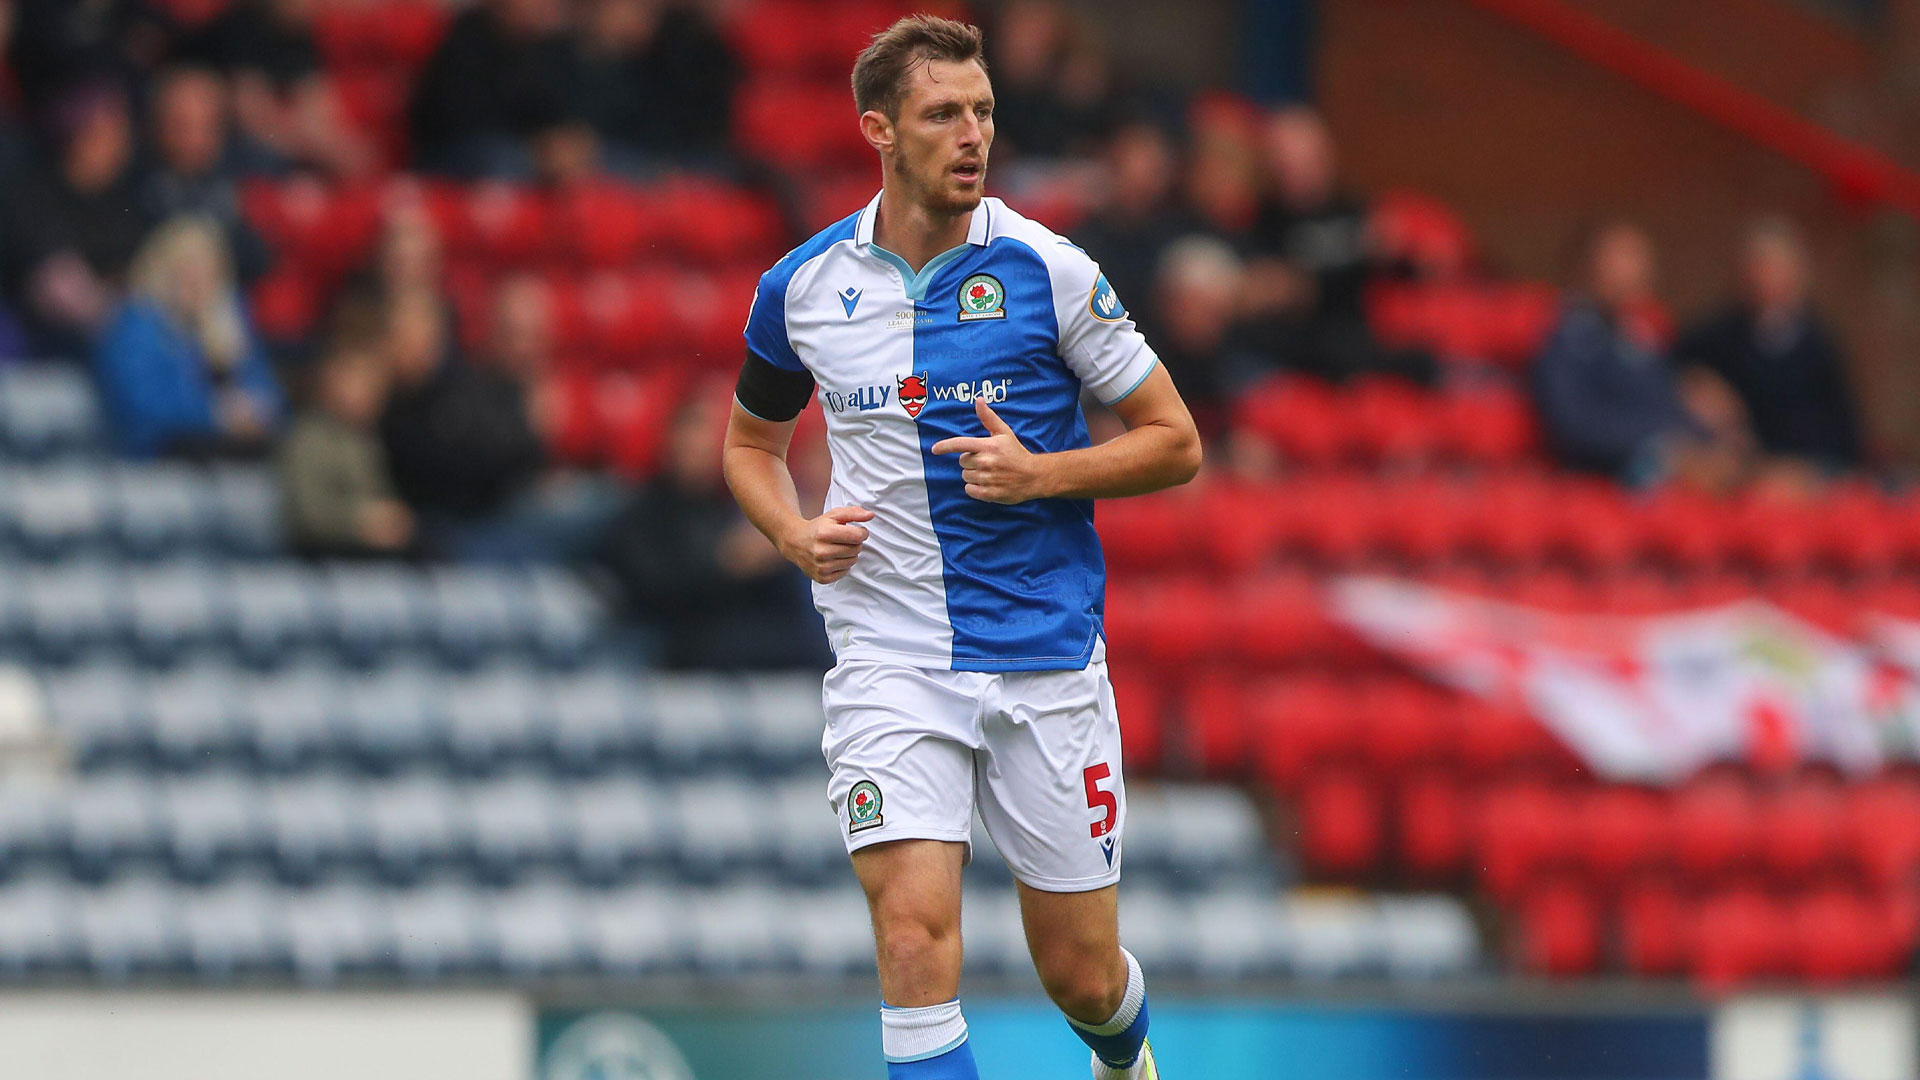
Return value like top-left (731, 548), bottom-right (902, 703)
top-left (1328, 577), bottom-right (1920, 782)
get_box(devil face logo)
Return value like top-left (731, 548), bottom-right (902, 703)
top-left (897, 372), bottom-right (928, 419)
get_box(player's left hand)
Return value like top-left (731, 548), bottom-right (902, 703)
top-left (930, 397), bottom-right (1050, 504)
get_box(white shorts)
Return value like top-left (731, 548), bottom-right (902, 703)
top-left (820, 653), bottom-right (1127, 892)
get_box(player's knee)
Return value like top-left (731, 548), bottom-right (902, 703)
top-left (872, 904), bottom-right (959, 975)
top-left (1036, 952), bottom-right (1127, 1022)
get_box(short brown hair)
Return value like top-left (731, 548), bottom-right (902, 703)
top-left (851, 14), bottom-right (986, 119)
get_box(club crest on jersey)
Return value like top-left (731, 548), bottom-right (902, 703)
top-left (897, 372), bottom-right (929, 418)
top-left (957, 273), bottom-right (1006, 321)
top-left (848, 780), bottom-right (885, 833)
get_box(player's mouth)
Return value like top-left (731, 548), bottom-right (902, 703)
top-left (952, 162), bottom-right (982, 185)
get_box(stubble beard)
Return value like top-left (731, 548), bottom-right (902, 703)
top-left (891, 146), bottom-right (985, 216)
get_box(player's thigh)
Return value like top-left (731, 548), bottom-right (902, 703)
top-left (822, 662), bottom-right (984, 855)
top-left (975, 660), bottom-right (1126, 892)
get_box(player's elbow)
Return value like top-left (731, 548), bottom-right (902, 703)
top-left (1169, 421), bottom-right (1203, 485)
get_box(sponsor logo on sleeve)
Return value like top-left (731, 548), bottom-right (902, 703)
top-left (1088, 273), bottom-right (1127, 322)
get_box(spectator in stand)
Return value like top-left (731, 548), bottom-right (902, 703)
top-left (1075, 121), bottom-right (1184, 330)
top-left (566, 0), bottom-right (739, 171)
top-left (278, 344), bottom-right (416, 558)
top-left (1150, 235), bottom-right (1271, 444)
top-left (176, 0), bottom-right (376, 176)
top-left (138, 66), bottom-right (271, 283)
top-left (596, 386), bottom-right (830, 670)
top-left (1243, 107), bottom-right (1431, 384)
top-left (380, 278), bottom-right (614, 562)
top-left (986, 0), bottom-right (1113, 160)
top-left (95, 215), bottom-right (282, 459)
top-left (408, 0), bottom-right (588, 180)
top-left (2, 83), bottom-right (147, 357)
top-left (1533, 221), bottom-right (1746, 490)
top-left (1672, 218), bottom-right (1864, 478)
top-left (9, 0), bottom-right (174, 116)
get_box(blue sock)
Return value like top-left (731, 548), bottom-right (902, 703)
top-left (1066, 948), bottom-right (1149, 1069)
top-left (883, 1000), bottom-right (979, 1079)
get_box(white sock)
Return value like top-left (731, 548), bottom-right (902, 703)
top-left (881, 999), bottom-right (969, 1064)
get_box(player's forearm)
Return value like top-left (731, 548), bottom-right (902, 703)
top-left (1034, 418), bottom-right (1202, 500)
top-left (722, 444), bottom-right (809, 551)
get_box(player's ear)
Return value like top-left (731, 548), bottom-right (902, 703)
top-left (859, 109), bottom-right (893, 154)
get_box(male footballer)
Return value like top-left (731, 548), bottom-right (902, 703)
top-left (722, 15), bottom-right (1200, 1079)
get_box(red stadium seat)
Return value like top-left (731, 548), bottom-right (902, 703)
top-left (1359, 679), bottom-right (1458, 774)
top-left (1371, 191), bottom-right (1475, 279)
top-left (1619, 878), bottom-right (1693, 977)
top-left (1432, 386), bottom-right (1541, 465)
top-left (1474, 781), bottom-right (1577, 903)
top-left (1097, 491), bottom-right (1188, 574)
top-left (659, 181), bottom-right (784, 266)
top-left (1790, 887), bottom-right (1900, 983)
top-left (1251, 676), bottom-right (1357, 790)
top-left (1226, 573), bottom-right (1329, 668)
top-left (1578, 784), bottom-right (1669, 882)
top-left (1295, 768), bottom-right (1385, 878)
top-left (1517, 879), bottom-right (1603, 976)
top-left (430, 182), bottom-right (553, 268)
top-left (1458, 473), bottom-right (1554, 566)
top-left (1182, 676), bottom-right (1250, 776)
top-left (737, 78), bottom-right (870, 171)
top-left (727, 0), bottom-right (832, 75)
top-left (1396, 770), bottom-right (1471, 879)
top-left (1692, 888), bottom-right (1789, 989)
top-left (1110, 670), bottom-right (1166, 773)
top-left (1288, 473), bottom-right (1380, 567)
top-left (247, 269), bottom-right (322, 343)
top-left (1670, 774), bottom-right (1761, 884)
top-left (1847, 777), bottom-right (1920, 889)
top-left (1811, 484), bottom-right (1900, 573)
top-left (1232, 376), bottom-right (1349, 466)
top-left (242, 179), bottom-right (384, 281)
top-left (1477, 284), bottom-right (1560, 366)
top-left (1372, 476), bottom-right (1471, 566)
top-left (553, 183), bottom-right (662, 268)
top-left (1348, 377), bottom-right (1439, 464)
top-left (1724, 493), bottom-right (1822, 575)
top-left (571, 271), bottom-right (674, 369)
top-left (1545, 480), bottom-right (1637, 571)
top-left (1458, 697), bottom-right (1567, 776)
top-left (1637, 487), bottom-right (1726, 570)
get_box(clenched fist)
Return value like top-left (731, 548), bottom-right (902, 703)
top-left (779, 505), bottom-right (874, 584)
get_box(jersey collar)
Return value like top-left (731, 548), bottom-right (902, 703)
top-left (855, 190), bottom-right (992, 250)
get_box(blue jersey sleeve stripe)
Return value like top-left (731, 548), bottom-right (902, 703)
top-left (1102, 354), bottom-right (1159, 405)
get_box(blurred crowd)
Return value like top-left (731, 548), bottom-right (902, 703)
top-left (0, 0), bottom-right (1876, 671)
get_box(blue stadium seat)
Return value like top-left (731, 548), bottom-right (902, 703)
top-left (66, 773), bottom-right (164, 880)
top-left (21, 561), bottom-right (125, 664)
top-left (326, 565), bottom-right (430, 667)
top-left (425, 567), bottom-right (522, 666)
top-left (365, 776), bottom-right (466, 883)
top-left (565, 778), bottom-right (668, 885)
top-left (236, 663), bottom-right (342, 773)
top-left (0, 365), bottom-right (102, 459)
top-left (785, 889), bottom-right (872, 976)
top-left (767, 777), bottom-right (842, 884)
top-left (485, 878), bottom-right (588, 977)
top-left (111, 464), bottom-right (213, 559)
top-left (339, 663), bottom-right (444, 769)
top-left (466, 775), bottom-right (565, 883)
top-left (1378, 895), bottom-right (1480, 979)
top-left (1115, 888), bottom-right (1190, 978)
top-left (266, 776), bottom-right (366, 884)
top-left (523, 567), bottom-right (602, 666)
top-left (180, 877), bottom-right (290, 978)
top-left (958, 888), bottom-right (1026, 977)
top-left (443, 664), bottom-right (548, 775)
top-left (8, 466), bottom-right (112, 560)
top-left (147, 662), bottom-right (243, 770)
top-left (582, 885), bottom-right (684, 975)
top-left (162, 775), bottom-right (267, 882)
top-left (208, 465), bottom-right (283, 556)
top-left (126, 563), bottom-right (226, 665)
top-left (283, 880), bottom-right (393, 983)
top-left (670, 777), bottom-right (774, 882)
top-left (224, 565), bottom-right (324, 668)
top-left (0, 875), bottom-right (80, 976)
top-left (0, 779), bottom-right (66, 875)
top-left (967, 819), bottom-right (1014, 886)
top-left (545, 667), bottom-right (641, 775)
top-left (1126, 784), bottom-right (1276, 888)
top-left (739, 674), bottom-right (825, 772)
top-left (687, 884), bottom-right (787, 973)
top-left (76, 875), bottom-right (186, 979)
top-left (41, 661), bottom-right (147, 766)
top-left (645, 676), bottom-right (744, 771)
top-left (385, 881), bottom-right (490, 978)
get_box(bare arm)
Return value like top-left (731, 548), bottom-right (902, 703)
top-left (930, 363), bottom-right (1202, 503)
top-left (722, 402), bottom-right (873, 584)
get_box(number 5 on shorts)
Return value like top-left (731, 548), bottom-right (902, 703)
top-left (1084, 763), bottom-right (1117, 838)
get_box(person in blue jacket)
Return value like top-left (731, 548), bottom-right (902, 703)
top-left (94, 215), bottom-right (282, 459)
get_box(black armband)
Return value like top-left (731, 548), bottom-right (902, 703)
top-left (734, 351), bottom-right (816, 422)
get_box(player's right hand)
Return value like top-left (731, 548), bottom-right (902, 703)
top-left (781, 505), bottom-right (874, 584)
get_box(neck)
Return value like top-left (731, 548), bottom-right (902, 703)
top-left (873, 180), bottom-right (973, 273)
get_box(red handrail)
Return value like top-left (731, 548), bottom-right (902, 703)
top-left (1460, 0), bottom-right (1920, 219)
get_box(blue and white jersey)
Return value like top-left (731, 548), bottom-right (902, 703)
top-left (742, 193), bottom-right (1159, 672)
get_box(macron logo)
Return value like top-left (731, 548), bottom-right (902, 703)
top-left (839, 287), bottom-right (862, 318)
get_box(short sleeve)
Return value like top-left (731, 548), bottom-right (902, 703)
top-left (743, 265), bottom-right (806, 373)
top-left (1049, 243), bottom-right (1159, 405)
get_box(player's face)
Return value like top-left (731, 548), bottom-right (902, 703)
top-left (880, 58), bottom-right (994, 215)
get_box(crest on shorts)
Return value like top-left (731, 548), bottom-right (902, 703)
top-left (957, 274), bottom-right (1006, 321)
top-left (848, 780), bottom-right (885, 833)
